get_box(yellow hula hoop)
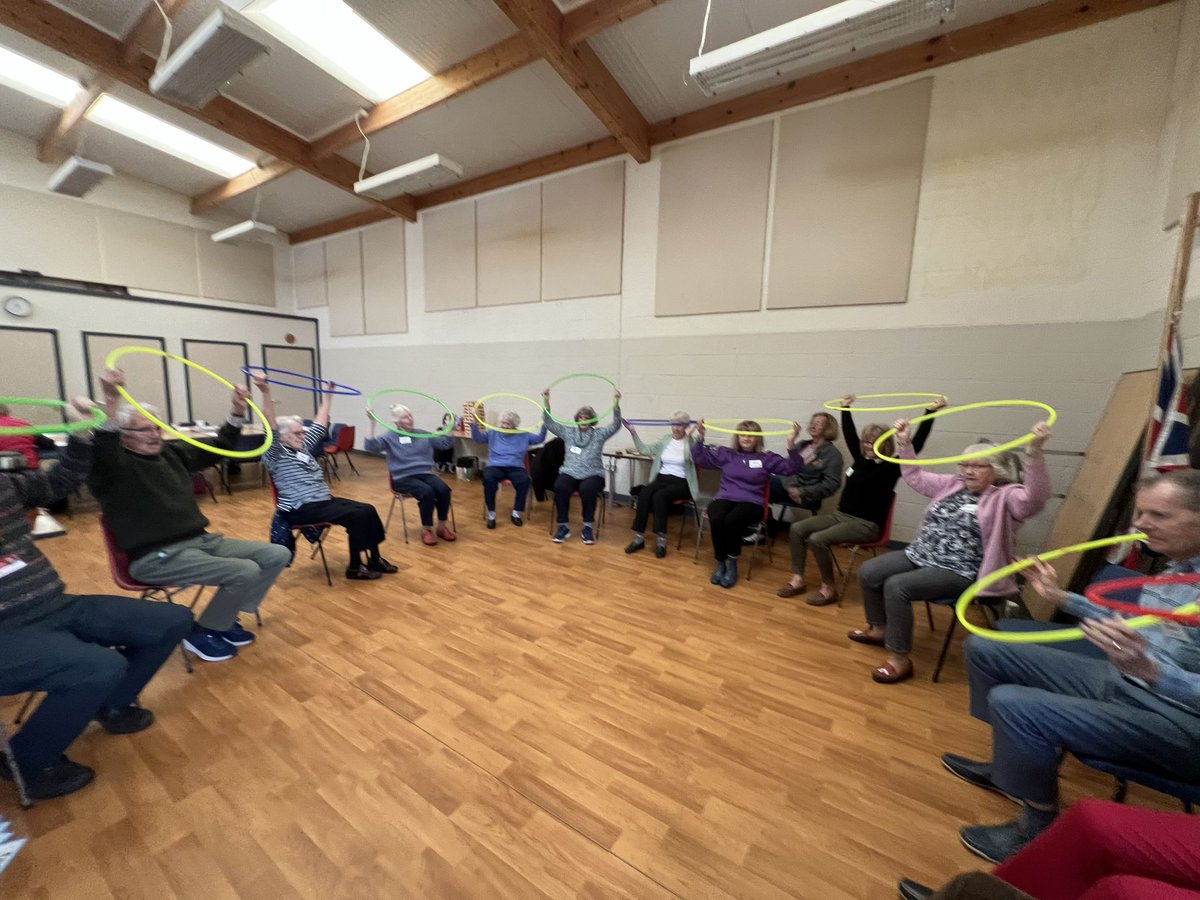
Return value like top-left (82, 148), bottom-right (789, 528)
top-left (824, 392), bottom-right (945, 413)
top-left (472, 393), bottom-right (546, 434)
top-left (957, 533), bottom-right (1200, 643)
top-left (872, 400), bottom-right (1057, 466)
top-left (105, 346), bottom-right (273, 459)
top-left (703, 418), bottom-right (796, 436)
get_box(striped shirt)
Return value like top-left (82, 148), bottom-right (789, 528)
top-left (264, 423), bottom-right (333, 511)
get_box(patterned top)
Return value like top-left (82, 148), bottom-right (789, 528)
top-left (905, 488), bottom-right (984, 579)
top-left (264, 423), bottom-right (333, 511)
top-left (543, 405), bottom-right (622, 480)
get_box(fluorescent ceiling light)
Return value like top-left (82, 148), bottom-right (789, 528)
top-left (689, 0), bottom-right (955, 96)
top-left (354, 154), bottom-right (463, 200)
top-left (0, 45), bottom-right (81, 107)
top-left (243, 0), bottom-right (430, 102)
top-left (86, 95), bottom-right (256, 178)
top-left (212, 219), bottom-right (279, 243)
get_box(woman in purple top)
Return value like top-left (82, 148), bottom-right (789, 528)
top-left (692, 419), bottom-right (804, 589)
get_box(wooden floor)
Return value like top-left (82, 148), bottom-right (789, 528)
top-left (2, 456), bottom-right (1172, 899)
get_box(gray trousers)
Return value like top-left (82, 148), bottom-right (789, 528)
top-left (128, 533), bottom-right (292, 631)
top-left (789, 512), bottom-right (879, 582)
top-left (966, 636), bottom-right (1200, 805)
top-left (857, 550), bottom-right (973, 654)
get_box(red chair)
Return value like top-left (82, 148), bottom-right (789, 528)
top-left (270, 480), bottom-right (333, 585)
top-left (322, 425), bottom-right (359, 480)
top-left (99, 516), bottom-right (205, 673)
top-left (831, 494), bottom-right (896, 606)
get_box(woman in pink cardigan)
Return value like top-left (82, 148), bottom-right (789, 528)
top-left (849, 418), bottom-right (1052, 683)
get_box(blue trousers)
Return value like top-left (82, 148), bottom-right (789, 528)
top-left (965, 636), bottom-right (1200, 805)
top-left (0, 595), bottom-right (193, 769)
top-left (391, 473), bottom-right (451, 526)
top-left (482, 465), bottom-right (530, 513)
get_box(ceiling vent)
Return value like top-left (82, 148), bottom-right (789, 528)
top-left (689, 0), bottom-right (955, 96)
top-left (211, 219), bottom-right (279, 244)
top-left (149, 9), bottom-right (269, 108)
top-left (354, 154), bottom-right (463, 200)
top-left (46, 155), bottom-right (113, 197)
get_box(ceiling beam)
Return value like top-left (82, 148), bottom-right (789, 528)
top-left (562, 0), bottom-right (671, 46)
top-left (289, 207), bottom-right (395, 245)
top-left (190, 159), bottom-right (296, 214)
top-left (122, 0), bottom-right (189, 64)
top-left (650, 0), bottom-right (1176, 145)
top-left (36, 77), bottom-right (107, 163)
top-left (0, 0), bottom-right (415, 220)
top-left (491, 0), bottom-right (650, 162)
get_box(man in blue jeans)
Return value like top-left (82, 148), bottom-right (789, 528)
top-left (941, 469), bottom-right (1200, 864)
top-left (0, 397), bottom-right (193, 800)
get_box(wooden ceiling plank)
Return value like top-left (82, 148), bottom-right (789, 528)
top-left (289, 207), bottom-right (394, 245)
top-left (190, 159), bottom-right (296, 214)
top-left (562, 0), bottom-right (671, 46)
top-left (122, 0), bottom-right (189, 64)
top-left (492, 0), bottom-right (650, 162)
top-left (650, 0), bottom-right (1175, 144)
top-left (36, 77), bottom-right (107, 163)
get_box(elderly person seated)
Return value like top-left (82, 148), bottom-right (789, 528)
top-left (90, 369), bottom-right (290, 664)
top-left (622, 411), bottom-right (698, 558)
top-left (254, 375), bottom-right (394, 579)
top-left (542, 387), bottom-right (622, 545)
top-left (938, 468), bottom-right (1200, 865)
top-left (0, 395), bottom-right (193, 800)
top-left (471, 408), bottom-right (545, 529)
top-left (365, 404), bottom-right (456, 546)
top-left (849, 418), bottom-right (1051, 684)
top-left (766, 411), bottom-right (844, 536)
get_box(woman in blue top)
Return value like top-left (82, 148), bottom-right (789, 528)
top-left (471, 409), bottom-right (546, 528)
top-left (692, 419), bottom-right (803, 589)
top-left (542, 387), bottom-right (622, 545)
top-left (364, 405), bottom-right (456, 546)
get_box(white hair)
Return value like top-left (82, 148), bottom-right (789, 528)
top-left (500, 410), bottom-right (520, 427)
top-left (390, 403), bottom-right (412, 420)
top-left (116, 403), bottom-right (159, 429)
top-left (961, 441), bottom-right (1023, 484)
top-left (276, 415), bottom-right (304, 432)
top-left (670, 410), bottom-right (690, 424)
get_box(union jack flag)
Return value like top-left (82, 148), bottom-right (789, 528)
top-left (1147, 320), bottom-right (1192, 472)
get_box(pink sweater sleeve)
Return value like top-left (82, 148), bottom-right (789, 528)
top-left (898, 441), bottom-right (959, 499)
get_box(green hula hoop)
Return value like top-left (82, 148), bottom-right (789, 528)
top-left (955, 533), bottom-right (1200, 643)
top-left (703, 418), bottom-right (796, 437)
top-left (105, 347), bottom-right (272, 459)
top-left (0, 397), bottom-right (107, 435)
top-left (545, 372), bottom-right (618, 426)
top-left (472, 393), bottom-right (547, 434)
top-left (873, 400), bottom-right (1057, 466)
top-left (824, 392), bottom-right (945, 413)
top-left (366, 388), bottom-right (455, 438)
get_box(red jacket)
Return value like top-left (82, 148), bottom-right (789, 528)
top-left (0, 415), bottom-right (39, 469)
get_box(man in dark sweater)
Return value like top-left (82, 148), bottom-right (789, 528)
top-left (90, 369), bottom-right (291, 663)
top-left (0, 397), bottom-right (193, 800)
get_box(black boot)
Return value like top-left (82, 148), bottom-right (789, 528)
top-left (710, 560), bottom-right (726, 584)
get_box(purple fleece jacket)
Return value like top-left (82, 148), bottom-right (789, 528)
top-left (691, 443), bottom-right (804, 504)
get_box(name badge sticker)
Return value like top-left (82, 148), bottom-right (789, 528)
top-left (399, 436), bottom-right (412, 445)
top-left (0, 555), bottom-right (28, 578)
top-left (748, 459), bottom-right (763, 469)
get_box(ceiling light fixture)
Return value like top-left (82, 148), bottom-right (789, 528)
top-left (148, 8), bottom-right (270, 109)
top-left (0, 45), bottom-right (82, 107)
top-left (85, 94), bottom-right (256, 178)
top-left (689, 0), bottom-right (956, 96)
top-left (211, 219), bottom-right (279, 243)
top-left (46, 156), bottom-right (114, 197)
top-left (354, 154), bottom-right (463, 200)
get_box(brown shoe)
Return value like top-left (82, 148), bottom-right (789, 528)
top-left (777, 583), bottom-right (805, 598)
top-left (805, 590), bottom-right (838, 607)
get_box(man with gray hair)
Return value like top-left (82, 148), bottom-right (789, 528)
top-left (90, 369), bottom-right (291, 664)
top-left (935, 468), bottom-right (1200, 871)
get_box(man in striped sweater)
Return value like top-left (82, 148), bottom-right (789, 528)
top-left (0, 397), bottom-right (192, 800)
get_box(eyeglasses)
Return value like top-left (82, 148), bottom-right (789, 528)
top-left (958, 462), bottom-right (992, 471)
top-left (121, 426), bottom-right (162, 434)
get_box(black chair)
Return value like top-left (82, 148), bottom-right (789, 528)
top-left (1075, 757), bottom-right (1200, 813)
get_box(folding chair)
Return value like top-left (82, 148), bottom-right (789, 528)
top-left (546, 488), bottom-right (607, 538)
top-left (322, 424), bottom-right (359, 480)
top-left (270, 480), bottom-right (333, 585)
top-left (386, 476), bottom-right (457, 544)
top-left (481, 455), bottom-right (537, 525)
top-left (99, 517), bottom-right (207, 674)
top-left (1076, 757), bottom-right (1200, 813)
top-left (0, 716), bottom-right (32, 808)
top-left (692, 481), bottom-right (772, 580)
top-left (830, 495), bottom-right (896, 606)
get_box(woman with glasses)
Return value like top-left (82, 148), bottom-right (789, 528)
top-left (849, 418), bottom-right (1052, 683)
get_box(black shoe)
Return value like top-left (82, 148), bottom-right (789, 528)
top-left (95, 704), bottom-right (155, 735)
top-left (1, 755), bottom-right (95, 800)
top-left (367, 557), bottom-right (398, 574)
top-left (487, 517), bottom-right (497, 529)
top-left (897, 878), bottom-right (933, 900)
top-left (346, 565), bottom-right (382, 580)
top-left (710, 561), bottom-right (726, 585)
top-left (510, 514), bottom-right (523, 527)
top-left (625, 539), bottom-right (645, 554)
top-left (941, 753), bottom-right (1013, 799)
top-left (655, 543), bottom-right (667, 559)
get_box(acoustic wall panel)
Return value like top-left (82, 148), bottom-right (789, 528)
top-left (362, 219), bottom-right (407, 334)
top-left (182, 340), bottom-right (248, 424)
top-left (0, 327), bottom-right (63, 411)
top-left (767, 79), bottom-right (932, 309)
top-left (542, 161), bottom-right (624, 301)
top-left (477, 183), bottom-right (541, 308)
top-left (97, 208), bottom-right (200, 297)
top-left (292, 241), bottom-right (327, 309)
top-left (423, 201), bottom-right (476, 312)
top-left (655, 121), bottom-right (774, 316)
top-left (83, 332), bottom-right (170, 422)
top-left (325, 232), bottom-right (365, 336)
top-left (0, 186), bottom-right (102, 283)
top-left (197, 237), bottom-right (276, 306)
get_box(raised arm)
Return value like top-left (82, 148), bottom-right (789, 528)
top-left (542, 388), bottom-right (568, 441)
top-left (911, 395), bottom-right (946, 455)
top-left (8, 397), bottom-right (97, 509)
top-left (252, 370), bottom-right (277, 430)
top-left (895, 419), bottom-right (959, 498)
top-left (1001, 422), bottom-right (1052, 520)
top-left (839, 397), bottom-right (863, 466)
top-left (314, 381), bottom-right (334, 429)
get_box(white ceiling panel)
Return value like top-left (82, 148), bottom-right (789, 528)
top-left (45, 0), bottom-right (151, 39)
top-left (218, 170), bottom-right (376, 233)
top-left (339, 61), bottom-right (611, 181)
top-left (0, 86), bottom-right (62, 143)
top-left (346, 0), bottom-right (517, 74)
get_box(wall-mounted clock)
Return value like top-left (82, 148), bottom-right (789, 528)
top-left (3, 296), bottom-right (32, 318)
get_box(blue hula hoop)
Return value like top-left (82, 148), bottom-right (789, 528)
top-left (241, 365), bottom-right (361, 396)
top-left (622, 418), bottom-right (696, 426)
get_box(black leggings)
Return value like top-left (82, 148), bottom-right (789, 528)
top-left (632, 475), bottom-right (691, 535)
top-left (554, 474), bottom-right (605, 524)
top-left (285, 497), bottom-right (386, 564)
top-left (706, 499), bottom-right (763, 561)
